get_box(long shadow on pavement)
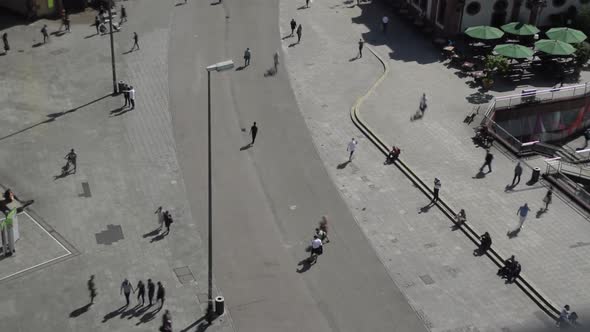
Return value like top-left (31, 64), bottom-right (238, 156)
top-left (180, 314), bottom-right (209, 332)
top-left (0, 94), bottom-right (112, 142)
top-left (102, 304), bottom-right (128, 322)
top-left (69, 303), bottom-right (92, 317)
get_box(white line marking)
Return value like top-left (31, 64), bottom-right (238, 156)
top-left (0, 212), bottom-right (72, 282)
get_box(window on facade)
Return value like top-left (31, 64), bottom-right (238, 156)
top-left (466, 2), bottom-right (481, 15)
top-left (552, 0), bottom-right (566, 6)
top-left (437, 0), bottom-right (447, 25)
top-left (493, 0), bottom-right (509, 11)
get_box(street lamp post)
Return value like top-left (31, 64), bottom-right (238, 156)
top-left (205, 60), bottom-right (234, 324)
top-left (107, 4), bottom-right (117, 94)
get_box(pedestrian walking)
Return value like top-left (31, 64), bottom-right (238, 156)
top-left (273, 51), bottom-right (279, 72)
top-left (432, 178), bottom-right (441, 202)
top-left (480, 149), bottom-right (493, 173)
top-left (120, 5), bottom-right (127, 24)
top-left (543, 186), bottom-right (553, 211)
top-left (136, 280), bottom-right (146, 305)
top-left (516, 203), bottom-right (530, 230)
top-left (147, 279), bottom-right (155, 306)
top-left (511, 162), bottom-right (523, 186)
top-left (309, 235), bottom-right (323, 263)
top-left (128, 86), bottom-right (136, 109)
top-left (65, 149), bottom-right (77, 174)
top-left (319, 215), bottom-right (330, 243)
top-left (156, 281), bottom-right (165, 307)
top-left (347, 138), bottom-right (357, 161)
top-left (250, 122), bottom-right (258, 145)
top-left (296, 24), bottom-right (302, 43)
top-left (58, 9), bottom-right (66, 31)
top-left (120, 279), bottom-right (134, 306)
top-left (358, 38), bottom-right (364, 58)
top-left (419, 93), bottom-right (427, 114)
top-left (2, 33), bottom-right (9, 54)
top-left (475, 232), bottom-right (492, 255)
top-left (381, 16), bottom-right (389, 33)
top-left (305, 0), bottom-right (310, 8)
top-left (130, 32), bottom-right (139, 51)
top-left (122, 83), bottom-right (130, 107)
top-left (41, 25), bottom-right (49, 43)
top-left (64, 14), bottom-right (71, 32)
top-left (161, 310), bottom-right (173, 332)
top-left (155, 206), bottom-right (164, 230)
top-left (290, 18), bottom-right (297, 36)
top-left (95, 16), bottom-right (101, 34)
top-left (88, 275), bottom-right (97, 304)
top-left (243, 48), bottom-right (251, 67)
top-left (163, 211), bottom-right (173, 235)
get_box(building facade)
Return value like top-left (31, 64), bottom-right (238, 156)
top-left (0, 0), bottom-right (87, 18)
top-left (398, 0), bottom-right (588, 35)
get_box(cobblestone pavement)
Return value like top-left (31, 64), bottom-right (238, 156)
top-left (279, 0), bottom-right (590, 331)
top-left (0, 2), bottom-right (233, 331)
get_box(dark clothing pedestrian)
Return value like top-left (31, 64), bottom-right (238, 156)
top-left (95, 17), bottom-right (101, 34)
top-left (381, 16), bottom-right (389, 33)
top-left (244, 48), bottom-right (251, 66)
top-left (358, 39), bottom-right (364, 58)
top-left (250, 122), bottom-right (258, 145)
top-left (543, 187), bottom-right (553, 210)
top-left (136, 280), bottom-right (146, 305)
top-left (64, 16), bottom-right (70, 32)
top-left (120, 6), bottom-right (127, 24)
top-left (306, 0), bottom-right (310, 8)
top-left (88, 275), bottom-right (97, 304)
top-left (511, 162), bottom-right (523, 186)
top-left (156, 282), bottom-right (165, 306)
top-left (2, 33), bottom-right (9, 53)
top-left (432, 178), bottom-right (441, 202)
top-left (161, 310), bottom-right (172, 332)
top-left (41, 25), bottom-right (49, 43)
top-left (147, 279), bottom-right (155, 306)
top-left (66, 149), bottom-right (77, 173)
top-left (296, 24), bottom-right (302, 43)
top-left (122, 84), bottom-right (130, 106)
top-left (131, 32), bottom-right (139, 51)
top-left (274, 52), bottom-right (279, 72)
top-left (475, 232), bottom-right (492, 255)
top-left (480, 150), bottom-right (493, 173)
top-left (290, 19), bottom-right (297, 36)
top-left (163, 211), bottom-right (173, 235)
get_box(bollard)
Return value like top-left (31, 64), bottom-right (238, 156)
top-left (530, 167), bottom-right (541, 184)
top-left (215, 296), bottom-right (225, 316)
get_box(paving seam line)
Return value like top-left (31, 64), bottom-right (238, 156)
top-left (349, 46), bottom-right (560, 321)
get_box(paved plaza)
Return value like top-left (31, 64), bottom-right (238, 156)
top-left (279, 0), bottom-right (590, 331)
top-left (2, 0), bottom-right (590, 331)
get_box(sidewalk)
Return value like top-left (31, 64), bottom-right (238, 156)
top-left (0, 2), bottom-right (233, 331)
top-left (279, 0), bottom-right (588, 331)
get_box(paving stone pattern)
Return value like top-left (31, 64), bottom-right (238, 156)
top-left (278, 0), bottom-right (581, 331)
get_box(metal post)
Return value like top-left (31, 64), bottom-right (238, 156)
top-left (107, 6), bottom-right (117, 94)
top-left (206, 70), bottom-right (213, 324)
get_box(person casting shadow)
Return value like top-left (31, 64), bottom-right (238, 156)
top-left (473, 232), bottom-right (491, 256)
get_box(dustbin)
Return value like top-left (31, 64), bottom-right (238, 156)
top-left (215, 296), bottom-right (225, 316)
top-left (530, 167), bottom-right (541, 183)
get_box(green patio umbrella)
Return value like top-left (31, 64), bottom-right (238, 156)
top-left (465, 26), bottom-right (504, 40)
top-left (501, 22), bottom-right (540, 36)
top-left (546, 27), bottom-right (587, 44)
top-left (493, 44), bottom-right (534, 59)
top-left (534, 39), bottom-right (576, 56)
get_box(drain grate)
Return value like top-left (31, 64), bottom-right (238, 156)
top-left (419, 274), bottom-right (435, 285)
top-left (173, 266), bottom-right (195, 285)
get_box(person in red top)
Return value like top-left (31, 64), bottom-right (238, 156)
top-left (386, 146), bottom-right (400, 164)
